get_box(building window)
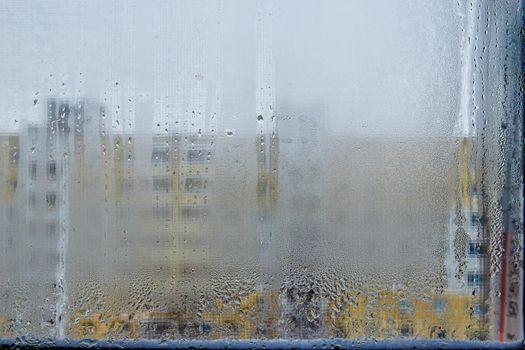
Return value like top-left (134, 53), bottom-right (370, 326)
top-left (140, 319), bottom-right (176, 338)
top-left (47, 160), bottom-right (56, 181)
top-left (29, 161), bottom-right (37, 180)
top-left (467, 271), bottom-right (484, 287)
top-left (57, 103), bottom-right (71, 132)
top-left (46, 192), bottom-right (57, 210)
top-left (431, 326), bottom-right (447, 339)
top-left (432, 299), bottom-right (447, 313)
top-left (184, 177), bottom-right (207, 192)
top-left (152, 177), bottom-right (171, 192)
top-left (470, 215), bottom-right (480, 227)
top-left (181, 207), bottom-right (204, 219)
top-left (472, 303), bottom-right (487, 318)
top-left (468, 241), bottom-right (485, 256)
top-left (187, 149), bottom-right (209, 163)
top-left (151, 147), bottom-right (169, 163)
top-left (399, 299), bottom-right (411, 312)
top-left (400, 324), bottom-right (413, 337)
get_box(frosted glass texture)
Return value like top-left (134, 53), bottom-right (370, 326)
top-left (0, 0), bottom-right (523, 343)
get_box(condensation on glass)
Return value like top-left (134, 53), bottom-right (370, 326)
top-left (0, 0), bottom-right (523, 343)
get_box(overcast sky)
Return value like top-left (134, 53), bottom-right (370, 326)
top-left (0, 0), bottom-right (464, 136)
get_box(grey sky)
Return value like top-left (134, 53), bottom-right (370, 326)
top-left (0, 0), bottom-right (463, 136)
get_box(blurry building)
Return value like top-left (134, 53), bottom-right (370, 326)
top-left (0, 98), bottom-right (496, 340)
top-left (444, 136), bottom-right (488, 339)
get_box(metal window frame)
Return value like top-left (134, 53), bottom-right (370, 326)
top-left (0, 338), bottom-right (523, 349)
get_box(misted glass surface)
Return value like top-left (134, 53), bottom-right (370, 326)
top-left (0, 0), bottom-right (523, 343)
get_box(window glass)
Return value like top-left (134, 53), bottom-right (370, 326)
top-left (0, 0), bottom-right (523, 344)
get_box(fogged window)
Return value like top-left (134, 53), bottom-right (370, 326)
top-left (0, 0), bottom-right (523, 345)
